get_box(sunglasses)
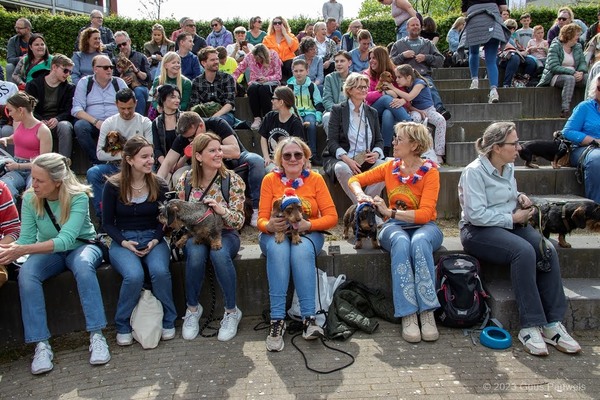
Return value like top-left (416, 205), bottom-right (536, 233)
top-left (186, 24), bottom-right (195, 27)
top-left (62, 68), bottom-right (73, 75)
top-left (211, 23), bottom-right (219, 27)
top-left (96, 65), bottom-right (114, 70)
top-left (256, 20), bottom-right (262, 24)
top-left (282, 152), bottom-right (303, 161)
top-left (117, 42), bottom-right (128, 48)
top-left (273, 21), bottom-right (283, 26)
top-left (558, 17), bottom-right (568, 21)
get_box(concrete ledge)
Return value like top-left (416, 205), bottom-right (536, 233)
top-left (446, 102), bottom-right (521, 121)
top-left (447, 119), bottom-right (567, 143)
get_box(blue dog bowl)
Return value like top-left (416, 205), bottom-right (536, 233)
top-left (480, 326), bottom-right (512, 349)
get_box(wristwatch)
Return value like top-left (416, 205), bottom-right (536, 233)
top-left (390, 209), bottom-right (397, 220)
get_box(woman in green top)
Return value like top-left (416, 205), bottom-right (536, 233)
top-left (247, 16), bottom-right (267, 45)
top-left (11, 34), bottom-right (53, 88)
top-left (150, 51), bottom-right (192, 111)
top-left (0, 153), bottom-right (109, 375)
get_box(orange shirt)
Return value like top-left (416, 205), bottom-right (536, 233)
top-left (262, 33), bottom-right (299, 62)
top-left (348, 159), bottom-right (439, 224)
top-left (258, 170), bottom-right (338, 233)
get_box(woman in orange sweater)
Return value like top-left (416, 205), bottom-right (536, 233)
top-left (262, 16), bottom-right (299, 81)
top-left (349, 121), bottom-right (442, 344)
top-left (257, 137), bottom-right (337, 352)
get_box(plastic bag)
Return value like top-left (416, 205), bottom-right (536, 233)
top-left (131, 289), bottom-right (164, 349)
top-left (288, 269), bottom-right (347, 327)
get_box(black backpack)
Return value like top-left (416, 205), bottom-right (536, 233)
top-left (434, 254), bottom-right (490, 328)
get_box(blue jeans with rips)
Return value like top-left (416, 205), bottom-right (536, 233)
top-left (460, 223), bottom-right (567, 328)
top-left (378, 220), bottom-right (443, 318)
top-left (109, 230), bottom-right (177, 334)
top-left (185, 229), bottom-right (240, 310)
top-left (259, 231), bottom-right (324, 320)
top-left (18, 244), bottom-right (105, 343)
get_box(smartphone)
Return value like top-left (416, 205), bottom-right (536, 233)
top-left (165, 191), bottom-right (177, 201)
top-left (136, 243), bottom-right (148, 251)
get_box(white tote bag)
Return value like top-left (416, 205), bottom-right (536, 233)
top-left (131, 289), bottom-right (164, 349)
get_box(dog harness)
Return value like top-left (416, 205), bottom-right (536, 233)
top-left (195, 208), bottom-right (214, 224)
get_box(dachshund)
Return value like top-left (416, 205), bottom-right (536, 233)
top-left (115, 55), bottom-right (142, 89)
top-left (342, 203), bottom-right (379, 249)
top-left (158, 199), bottom-right (223, 250)
top-left (375, 71), bottom-right (394, 93)
top-left (272, 188), bottom-right (304, 244)
top-left (102, 130), bottom-right (126, 156)
top-left (518, 131), bottom-right (570, 169)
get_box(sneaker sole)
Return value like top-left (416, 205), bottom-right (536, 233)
top-left (519, 338), bottom-right (549, 356)
top-left (543, 338), bottom-right (581, 354)
top-left (266, 341), bottom-right (285, 352)
top-left (302, 332), bottom-right (323, 340)
top-left (90, 355), bottom-right (111, 365)
top-left (31, 365), bottom-right (53, 375)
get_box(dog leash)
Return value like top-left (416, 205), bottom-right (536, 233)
top-left (531, 203), bottom-right (556, 273)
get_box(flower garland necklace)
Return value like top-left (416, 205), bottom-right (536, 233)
top-left (392, 158), bottom-right (437, 184)
top-left (273, 168), bottom-right (310, 189)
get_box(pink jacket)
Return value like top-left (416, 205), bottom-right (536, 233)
top-left (232, 50), bottom-right (282, 83)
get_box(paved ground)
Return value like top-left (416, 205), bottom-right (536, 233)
top-left (0, 318), bottom-right (598, 399)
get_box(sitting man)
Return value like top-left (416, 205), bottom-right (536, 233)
top-left (25, 54), bottom-right (76, 158)
top-left (175, 18), bottom-right (207, 55)
top-left (389, 17), bottom-right (450, 120)
top-left (71, 54), bottom-right (128, 164)
top-left (87, 88), bottom-right (153, 221)
top-left (189, 47), bottom-right (237, 128)
top-left (156, 111), bottom-right (265, 226)
top-left (6, 18), bottom-right (33, 83)
top-left (74, 9), bottom-right (116, 53)
top-left (112, 31), bottom-right (150, 116)
top-left (177, 32), bottom-right (203, 81)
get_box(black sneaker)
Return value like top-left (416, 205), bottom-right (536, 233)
top-left (302, 317), bottom-right (324, 340)
top-left (440, 109), bottom-right (451, 120)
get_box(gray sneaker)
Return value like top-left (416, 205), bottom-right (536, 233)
top-left (266, 319), bottom-right (286, 352)
top-left (302, 317), bottom-right (324, 340)
top-left (217, 307), bottom-right (242, 342)
top-left (31, 342), bottom-right (54, 375)
top-left (182, 305), bottom-right (203, 340)
top-left (89, 333), bottom-right (111, 365)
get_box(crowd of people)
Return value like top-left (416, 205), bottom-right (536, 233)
top-left (0, 1), bottom-right (597, 376)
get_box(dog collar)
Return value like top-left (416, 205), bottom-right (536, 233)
top-left (195, 208), bottom-right (214, 224)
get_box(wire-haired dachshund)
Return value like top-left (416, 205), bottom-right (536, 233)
top-left (158, 199), bottom-right (223, 250)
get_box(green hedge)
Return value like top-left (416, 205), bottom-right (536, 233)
top-left (0, 5), bottom-right (598, 59)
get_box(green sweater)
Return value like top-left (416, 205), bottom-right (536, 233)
top-left (17, 191), bottom-right (97, 252)
top-left (151, 75), bottom-right (192, 111)
top-left (537, 40), bottom-right (587, 87)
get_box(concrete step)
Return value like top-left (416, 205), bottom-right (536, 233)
top-left (447, 119), bottom-right (566, 142)
top-left (445, 102), bottom-right (522, 121)
top-left (436, 166), bottom-right (584, 218)
top-left (436, 79), bottom-right (490, 90)
top-left (431, 66), bottom-right (486, 80)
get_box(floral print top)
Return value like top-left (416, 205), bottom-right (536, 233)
top-left (175, 169), bottom-right (246, 230)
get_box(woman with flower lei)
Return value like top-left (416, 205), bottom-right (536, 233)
top-left (257, 137), bottom-right (337, 352)
top-left (349, 121), bottom-right (443, 344)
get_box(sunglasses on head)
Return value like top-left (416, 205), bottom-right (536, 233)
top-left (117, 42), bottom-right (128, 48)
top-left (282, 152), bottom-right (303, 161)
top-left (96, 65), bottom-right (114, 70)
top-left (273, 21), bottom-right (283, 25)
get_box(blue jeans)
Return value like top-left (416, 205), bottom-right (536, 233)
top-left (74, 119), bottom-right (100, 164)
top-left (0, 158), bottom-right (31, 200)
top-left (302, 114), bottom-right (318, 155)
top-left (87, 163), bottom-right (120, 218)
top-left (460, 224), bottom-right (566, 328)
top-left (498, 54), bottom-right (537, 87)
top-left (228, 150), bottom-right (265, 209)
top-left (396, 20), bottom-right (409, 41)
top-left (571, 146), bottom-right (600, 203)
top-left (185, 229), bottom-right (240, 310)
top-left (18, 244), bottom-right (105, 343)
top-left (469, 39), bottom-right (500, 88)
top-left (109, 230), bottom-right (177, 334)
top-left (259, 231), bottom-right (324, 320)
top-left (133, 86), bottom-right (149, 116)
top-left (217, 111), bottom-right (236, 128)
top-left (378, 220), bottom-right (443, 318)
top-left (372, 95), bottom-right (411, 147)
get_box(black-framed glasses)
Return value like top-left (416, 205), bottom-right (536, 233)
top-left (95, 65), bottom-right (114, 70)
top-left (256, 20), bottom-right (262, 24)
top-left (273, 21), bottom-right (283, 25)
top-left (62, 68), bottom-right (73, 75)
top-left (186, 24), bottom-right (195, 27)
top-left (271, 96), bottom-right (280, 100)
top-left (558, 17), bottom-right (568, 21)
top-left (282, 152), bottom-right (303, 161)
top-left (211, 23), bottom-right (219, 27)
top-left (500, 141), bottom-right (521, 147)
top-left (117, 42), bottom-right (128, 48)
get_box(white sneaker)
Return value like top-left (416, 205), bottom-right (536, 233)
top-left (218, 307), bottom-right (242, 341)
top-left (470, 78), bottom-right (479, 89)
top-left (518, 326), bottom-right (548, 356)
top-left (89, 333), bottom-right (111, 365)
top-left (542, 322), bottom-right (581, 354)
top-left (31, 342), bottom-right (53, 375)
top-left (250, 208), bottom-right (259, 227)
top-left (161, 327), bottom-right (176, 341)
top-left (488, 88), bottom-right (499, 104)
top-left (116, 332), bottom-right (133, 346)
top-left (182, 306), bottom-right (203, 340)
top-left (251, 117), bottom-right (261, 131)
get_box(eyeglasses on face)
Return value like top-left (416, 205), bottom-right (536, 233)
top-left (282, 152), bottom-right (303, 161)
top-left (186, 24), bottom-right (196, 27)
top-left (271, 96), bottom-right (280, 100)
top-left (256, 20), bottom-right (262, 24)
top-left (273, 21), bottom-right (283, 26)
top-left (499, 141), bottom-right (521, 147)
top-left (355, 85), bottom-right (368, 91)
top-left (558, 17), bottom-right (568, 21)
top-left (95, 65), bottom-right (114, 70)
top-left (62, 68), bottom-right (73, 74)
top-left (117, 42), bottom-right (128, 48)
top-left (211, 23), bottom-right (219, 27)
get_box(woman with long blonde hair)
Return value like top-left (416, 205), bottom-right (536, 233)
top-left (263, 16), bottom-right (299, 81)
top-left (150, 51), bottom-right (191, 111)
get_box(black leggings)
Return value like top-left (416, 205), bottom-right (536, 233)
top-left (247, 83), bottom-right (277, 118)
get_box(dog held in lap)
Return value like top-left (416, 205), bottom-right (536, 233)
top-left (271, 188), bottom-right (304, 244)
top-left (158, 199), bottom-right (223, 249)
top-left (102, 130), bottom-right (126, 156)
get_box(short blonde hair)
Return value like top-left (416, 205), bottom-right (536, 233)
top-left (394, 122), bottom-right (432, 155)
top-left (343, 72), bottom-right (369, 98)
top-left (273, 137), bottom-right (311, 169)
